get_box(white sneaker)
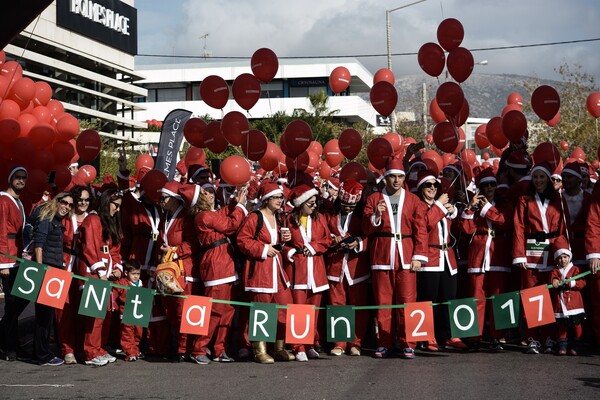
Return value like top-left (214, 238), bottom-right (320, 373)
top-left (100, 353), bottom-right (116, 363)
top-left (85, 356), bottom-right (108, 366)
top-left (295, 351), bottom-right (308, 362)
top-left (307, 348), bottom-right (320, 359)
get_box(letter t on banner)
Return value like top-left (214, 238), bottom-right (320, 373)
top-left (180, 295), bottom-right (213, 336)
top-left (448, 298), bottom-right (480, 339)
top-left (405, 302), bottom-right (435, 343)
top-left (249, 302), bottom-right (278, 343)
top-left (11, 260), bottom-right (45, 302)
top-left (286, 304), bottom-right (315, 345)
top-left (36, 267), bottom-right (72, 309)
top-left (122, 286), bottom-right (154, 328)
top-left (520, 285), bottom-right (555, 328)
top-left (326, 305), bottom-right (355, 343)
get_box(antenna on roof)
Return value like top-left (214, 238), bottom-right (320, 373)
top-left (199, 33), bottom-right (212, 59)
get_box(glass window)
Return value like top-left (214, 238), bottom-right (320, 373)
top-left (290, 86), bottom-right (308, 98)
top-left (261, 81), bottom-right (283, 98)
top-left (156, 87), bottom-right (186, 102)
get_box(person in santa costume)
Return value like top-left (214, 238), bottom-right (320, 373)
top-left (236, 182), bottom-right (295, 364)
top-left (550, 237), bottom-right (586, 355)
top-left (362, 156), bottom-right (428, 359)
top-left (584, 187), bottom-right (600, 349)
top-left (460, 167), bottom-right (513, 351)
top-left (113, 261), bottom-right (144, 362)
top-left (284, 183), bottom-right (331, 362)
top-left (324, 179), bottom-right (370, 356)
top-left (190, 180), bottom-right (248, 364)
top-left (77, 188), bottom-right (123, 366)
top-left (513, 161), bottom-right (567, 354)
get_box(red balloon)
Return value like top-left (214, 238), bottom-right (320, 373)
top-left (532, 142), bottom-right (561, 170)
top-left (501, 103), bottom-right (522, 117)
top-left (460, 149), bottom-right (477, 165)
top-left (0, 50), bottom-right (4, 65)
top-left (0, 61), bottom-right (23, 80)
top-left (383, 132), bottom-right (403, 154)
top-left (367, 138), bottom-right (394, 169)
top-left (77, 165), bottom-right (97, 185)
top-left (437, 18), bottom-right (464, 51)
top-left (436, 82), bottom-right (464, 118)
top-left (474, 123), bottom-right (489, 149)
top-left (560, 140), bottom-right (569, 151)
top-left (232, 73), bottom-right (261, 111)
top-left (0, 118), bottom-right (20, 144)
top-left (276, 153), bottom-right (288, 174)
top-left (329, 66), bottom-right (351, 94)
top-left (586, 92), bottom-right (600, 118)
top-left (26, 169), bottom-right (49, 195)
top-left (285, 152), bottom-right (310, 172)
top-left (429, 98), bottom-right (446, 123)
top-left (319, 161), bottom-right (332, 179)
top-left (502, 110), bottom-right (528, 143)
top-left (308, 141), bottom-right (323, 158)
top-left (28, 123), bottom-right (55, 149)
top-left (221, 155), bottom-right (251, 186)
top-left (200, 75), bottom-right (229, 109)
top-left (18, 113), bottom-right (38, 138)
top-left (432, 121), bottom-right (459, 153)
top-left (370, 81), bottom-right (397, 117)
top-left (76, 129), bottom-right (102, 162)
top-left (136, 154), bottom-right (155, 171)
top-left (486, 117), bottom-right (508, 149)
top-left (31, 106), bottom-right (53, 124)
top-left (9, 77), bottom-right (35, 107)
top-left (453, 127), bottom-right (466, 154)
top-left (323, 139), bottom-right (345, 167)
top-left (0, 99), bottom-right (21, 120)
top-left (258, 142), bottom-right (281, 171)
top-left (141, 170), bottom-right (168, 203)
top-left (221, 111), bottom-right (249, 146)
top-left (339, 162), bottom-right (367, 185)
top-left (32, 149), bottom-right (54, 173)
top-left (373, 68), bottom-right (395, 85)
top-left (531, 85), bottom-right (560, 121)
top-left (203, 121), bottom-right (228, 154)
top-left (33, 81), bottom-right (53, 106)
top-left (55, 114), bottom-right (80, 141)
top-left (446, 47), bottom-right (474, 83)
top-left (417, 42), bottom-right (446, 77)
top-left (251, 48), bottom-right (278, 83)
top-left (283, 120), bottom-right (312, 157)
top-left (183, 118), bottom-right (207, 147)
top-left (53, 166), bottom-right (72, 191)
top-left (47, 99), bottom-right (65, 117)
top-left (422, 149), bottom-right (443, 174)
top-left (450, 98), bottom-right (469, 127)
top-left (338, 128), bottom-right (362, 160)
top-left (51, 140), bottom-right (75, 166)
top-left (242, 129), bottom-right (268, 161)
top-left (10, 138), bottom-right (34, 166)
top-left (571, 146), bottom-right (586, 162)
top-left (507, 92), bottom-right (523, 106)
top-left (184, 146), bottom-right (206, 167)
top-left (546, 112), bottom-right (560, 127)
top-left (425, 133), bottom-right (433, 144)
top-left (482, 152), bottom-right (490, 161)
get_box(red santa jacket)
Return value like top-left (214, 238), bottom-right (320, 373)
top-left (585, 191), bottom-right (600, 260)
top-left (237, 211), bottom-right (290, 293)
top-left (420, 200), bottom-right (457, 275)
top-left (62, 213), bottom-right (87, 272)
top-left (77, 213), bottom-right (123, 281)
top-left (513, 192), bottom-right (566, 271)
top-left (362, 188), bottom-right (428, 270)
top-left (561, 189), bottom-right (591, 265)
top-left (459, 200), bottom-right (513, 273)
top-left (325, 209), bottom-right (370, 285)
top-left (0, 192), bottom-right (25, 269)
top-left (284, 214), bottom-right (331, 293)
top-left (195, 203), bottom-right (247, 287)
top-left (550, 263), bottom-right (585, 318)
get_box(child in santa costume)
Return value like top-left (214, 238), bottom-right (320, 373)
top-left (114, 261), bottom-right (144, 362)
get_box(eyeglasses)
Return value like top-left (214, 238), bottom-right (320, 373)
top-left (269, 195), bottom-right (284, 201)
top-left (110, 201), bottom-right (121, 210)
top-left (59, 199), bottom-right (73, 208)
top-left (422, 182), bottom-right (439, 189)
top-left (78, 198), bottom-right (90, 203)
top-left (160, 195), bottom-right (171, 201)
top-left (551, 178), bottom-right (562, 183)
top-left (304, 202), bottom-right (317, 208)
top-left (480, 182), bottom-right (497, 188)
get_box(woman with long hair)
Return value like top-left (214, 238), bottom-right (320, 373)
top-left (33, 192), bottom-right (74, 366)
top-left (77, 188), bottom-right (123, 366)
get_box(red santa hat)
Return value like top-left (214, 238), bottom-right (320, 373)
top-left (187, 164), bottom-right (210, 183)
top-left (407, 157), bottom-right (427, 174)
top-left (553, 236), bottom-right (572, 260)
top-left (384, 156), bottom-right (405, 177)
top-left (416, 170), bottom-right (439, 190)
top-left (531, 161), bottom-right (553, 179)
top-left (339, 179), bottom-right (363, 205)
top-left (176, 160), bottom-right (188, 177)
top-left (259, 182), bottom-right (284, 202)
top-left (561, 162), bottom-right (581, 180)
top-left (161, 181), bottom-right (183, 200)
top-left (135, 166), bottom-right (152, 187)
top-left (178, 183), bottom-right (200, 208)
top-left (475, 167), bottom-right (497, 187)
top-left (289, 184), bottom-right (319, 207)
top-left (328, 177), bottom-right (340, 191)
top-left (505, 150), bottom-right (531, 169)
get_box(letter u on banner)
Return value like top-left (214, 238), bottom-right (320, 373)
top-left (180, 295), bottom-right (213, 335)
top-left (448, 298), bottom-right (480, 339)
top-left (249, 302), bottom-right (278, 343)
top-left (326, 305), bottom-right (355, 343)
top-left (285, 304), bottom-right (315, 345)
top-left (405, 302), bottom-right (435, 343)
top-left (11, 260), bottom-right (45, 302)
top-left (36, 267), bottom-right (72, 309)
top-left (520, 285), bottom-right (555, 328)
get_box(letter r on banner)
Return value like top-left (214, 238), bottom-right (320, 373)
top-left (36, 267), bottom-right (72, 309)
top-left (180, 296), bottom-right (213, 335)
top-left (520, 285), bottom-right (555, 328)
top-left (405, 302), bottom-right (435, 342)
top-left (285, 304), bottom-right (315, 345)
top-left (248, 302), bottom-right (278, 343)
top-left (326, 305), bottom-right (355, 343)
top-left (11, 260), bottom-right (45, 302)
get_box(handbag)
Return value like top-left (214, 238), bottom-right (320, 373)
top-left (155, 247), bottom-right (185, 294)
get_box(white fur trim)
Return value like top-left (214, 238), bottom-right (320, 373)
top-left (561, 169), bottom-right (581, 180)
top-left (384, 169), bottom-right (405, 177)
top-left (160, 188), bottom-right (182, 200)
top-left (478, 176), bottom-right (496, 185)
top-left (531, 165), bottom-right (551, 179)
top-left (261, 188), bottom-right (283, 202)
top-left (292, 188), bottom-right (319, 207)
top-left (417, 175), bottom-right (438, 190)
top-left (554, 248), bottom-right (572, 260)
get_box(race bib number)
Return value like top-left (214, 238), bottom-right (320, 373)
top-left (525, 239), bottom-right (549, 268)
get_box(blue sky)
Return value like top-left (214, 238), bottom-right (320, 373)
top-left (135, 0), bottom-right (600, 82)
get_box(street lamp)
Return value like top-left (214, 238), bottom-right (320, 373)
top-left (386, 0), bottom-right (427, 132)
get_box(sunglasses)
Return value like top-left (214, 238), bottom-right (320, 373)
top-left (551, 178), bottom-right (562, 183)
top-left (422, 182), bottom-right (439, 189)
top-left (480, 181), bottom-right (497, 188)
top-left (59, 199), bottom-right (73, 208)
top-left (160, 195), bottom-right (171, 201)
top-left (78, 198), bottom-right (90, 203)
top-left (304, 202), bottom-right (317, 208)
top-left (110, 201), bottom-right (121, 210)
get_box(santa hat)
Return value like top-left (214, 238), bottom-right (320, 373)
top-left (561, 162), bottom-right (581, 180)
top-left (531, 161), bottom-right (552, 179)
top-left (136, 166), bottom-right (152, 187)
top-left (416, 170), bottom-right (439, 190)
top-left (553, 236), bottom-right (572, 260)
top-left (176, 160), bottom-right (188, 177)
top-left (328, 177), bottom-right (340, 191)
top-left (178, 183), bottom-right (200, 208)
top-left (384, 156), bottom-right (405, 177)
top-left (443, 162), bottom-right (463, 177)
top-left (187, 164), bottom-right (209, 183)
top-left (259, 182), bottom-right (284, 202)
top-left (580, 163), bottom-right (591, 177)
top-left (8, 166), bottom-right (27, 184)
top-left (339, 179), bottom-right (363, 205)
top-left (505, 150), bottom-right (531, 169)
top-left (161, 181), bottom-right (183, 200)
top-left (289, 184), bottom-right (319, 207)
top-left (69, 162), bottom-right (79, 169)
top-left (475, 167), bottom-right (497, 187)
top-left (407, 157), bottom-right (427, 174)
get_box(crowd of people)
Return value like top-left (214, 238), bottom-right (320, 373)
top-left (0, 140), bottom-right (599, 367)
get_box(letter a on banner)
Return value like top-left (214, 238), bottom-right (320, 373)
top-left (122, 286), bottom-right (154, 327)
top-left (405, 302), bottom-right (435, 342)
top-left (249, 302), bottom-right (278, 343)
top-left (180, 295), bottom-right (213, 336)
top-left (286, 304), bottom-right (315, 345)
top-left (11, 260), bottom-right (45, 302)
top-left (491, 291), bottom-right (521, 330)
top-left (37, 267), bottom-right (72, 309)
top-left (448, 298), bottom-right (480, 339)
top-left (326, 305), bottom-right (355, 343)
top-left (520, 285), bottom-right (555, 328)
top-left (79, 278), bottom-right (112, 319)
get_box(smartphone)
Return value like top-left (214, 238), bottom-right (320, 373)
top-left (413, 141), bottom-right (425, 151)
top-left (48, 170), bottom-right (56, 184)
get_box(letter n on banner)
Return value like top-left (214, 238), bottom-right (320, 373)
top-left (79, 278), bottom-right (112, 319)
top-left (249, 302), bottom-right (277, 343)
top-left (37, 267), bottom-right (72, 309)
top-left (520, 285), bottom-right (555, 328)
top-left (326, 305), bottom-right (354, 343)
top-left (286, 304), bottom-right (315, 345)
top-left (448, 298), bottom-right (480, 339)
top-left (122, 287), bottom-right (154, 328)
top-left (180, 296), bottom-right (213, 336)
top-left (491, 291), bottom-right (521, 330)
top-left (405, 302), bottom-right (435, 343)
top-left (11, 260), bottom-right (45, 301)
